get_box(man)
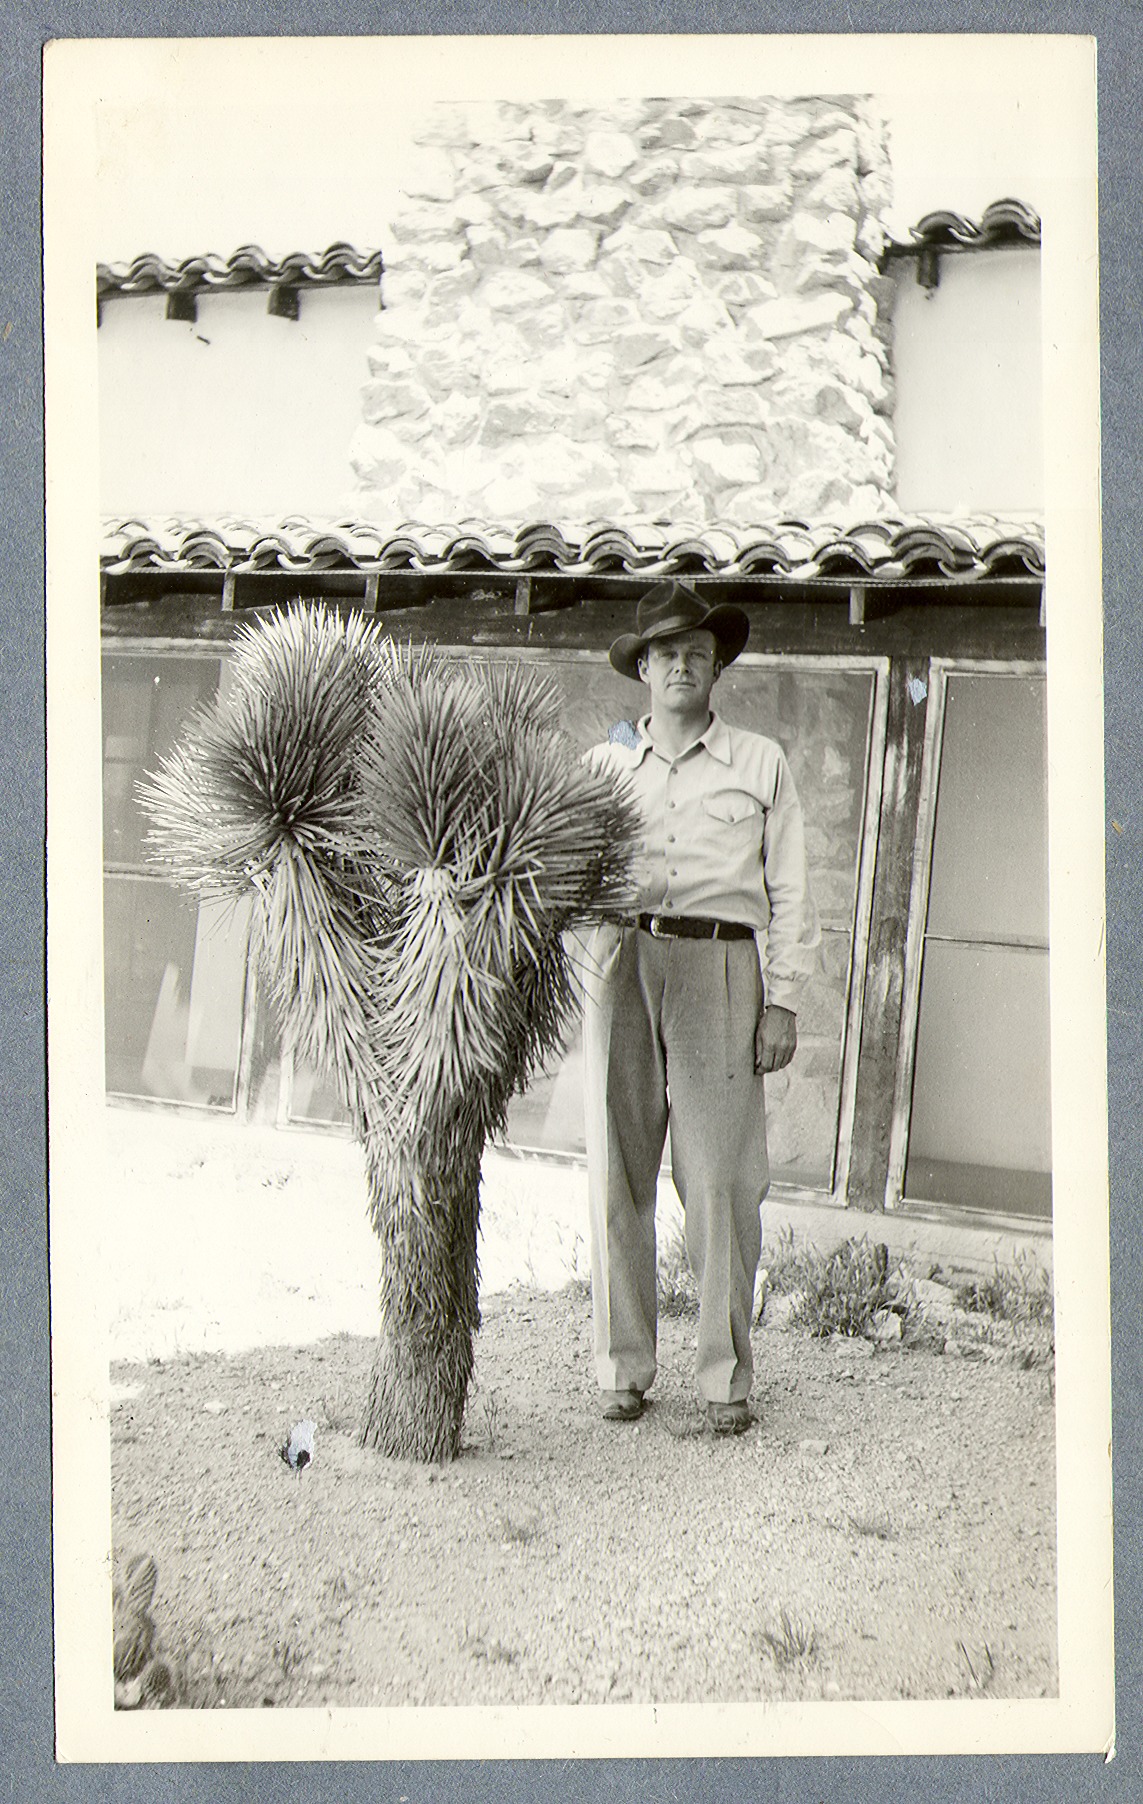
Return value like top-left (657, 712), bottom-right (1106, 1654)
top-left (581, 580), bottom-right (819, 1434)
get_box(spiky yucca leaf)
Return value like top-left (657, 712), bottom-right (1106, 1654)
top-left (355, 648), bottom-right (486, 873)
top-left (141, 603), bottom-right (390, 898)
top-left (141, 605), bottom-right (394, 1125)
top-left (460, 655), bottom-right (564, 741)
top-left (499, 930), bottom-right (579, 1105)
top-left (358, 650), bottom-right (640, 1149)
top-left (253, 844), bottom-right (385, 1127)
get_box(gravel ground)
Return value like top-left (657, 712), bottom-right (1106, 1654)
top-left (110, 1284), bottom-right (1058, 1710)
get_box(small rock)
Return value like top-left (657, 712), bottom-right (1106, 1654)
top-left (871, 1311), bottom-right (903, 1343)
top-left (911, 1277), bottom-right (959, 1322)
top-left (202, 1399), bottom-right (225, 1415)
top-left (799, 1438), bottom-right (829, 1457)
top-left (763, 1293), bottom-right (799, 1330)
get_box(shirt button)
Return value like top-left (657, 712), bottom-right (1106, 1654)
top-left (667, 800), bottom-right (676, 810)
top-left (669, 869), bottom-right (678, 877)
top-left (666, 834), bottom-right (675, 844)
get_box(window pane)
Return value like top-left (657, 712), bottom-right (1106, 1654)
top-left (102, 657), bottom-right (222, 867)
top-left (288, 1062), bottom-right (350, 1129)
top-left (104, 876), bottom-right (249, 1109)
top-left (905, 937), bottom-right (1051, 1218)
top-left (926, 673), bottom-right (1048, 945)
top-left (905, 668), bottom-right (1051, 1218)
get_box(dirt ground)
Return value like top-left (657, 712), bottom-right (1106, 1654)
top-left (110, 1282), bottom-right (1058, 1710)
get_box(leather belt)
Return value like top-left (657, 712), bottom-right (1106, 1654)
top-left (634, 912), bottom-right (755, 942)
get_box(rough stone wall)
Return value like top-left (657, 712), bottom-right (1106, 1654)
top-left (351, 96), bottom-right (894, 529)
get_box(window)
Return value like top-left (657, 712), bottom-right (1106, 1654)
top-left (901, 668), bottom-right (1051, 1218)
top-left (102, 653), bottom-right (251, 1109)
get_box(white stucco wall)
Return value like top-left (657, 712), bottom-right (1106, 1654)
top-left (891, 246), bottom-right (1042, 514)
top-left (98, 284), bottom-right (381, 517)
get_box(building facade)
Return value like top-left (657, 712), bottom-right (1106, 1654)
top-left (98, 95), bottom-right (1048, 1243)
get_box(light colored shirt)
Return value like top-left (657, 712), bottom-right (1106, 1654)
top-left (586, 712), bottom-right (820, 1012)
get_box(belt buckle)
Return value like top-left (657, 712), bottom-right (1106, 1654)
top-left (649, 914), bottom-right (667, 938)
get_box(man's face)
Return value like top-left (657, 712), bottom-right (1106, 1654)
top-left (637, 630), bottom-right (720, 714)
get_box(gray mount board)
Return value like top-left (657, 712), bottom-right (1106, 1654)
top-left (6, 1), bottom-right (1141, 1800)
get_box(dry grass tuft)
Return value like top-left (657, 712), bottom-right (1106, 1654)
top-left (656, 1222), bottom-right (699, 1318)
top-left (847, 1509), bottom-right (896, 1542)
top-left (759, 1606), bottom-right (818, 1669)
top-left (766, 1228), bottom-right (911, 1341)
top-left (955, 1249), bottom-right (1054, 1327)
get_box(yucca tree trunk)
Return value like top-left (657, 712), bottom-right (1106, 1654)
top-left (358, 1132), bottom-right (484, 1462)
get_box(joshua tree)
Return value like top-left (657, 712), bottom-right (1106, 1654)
top-left (142, 604), bottom-right (637, 1461)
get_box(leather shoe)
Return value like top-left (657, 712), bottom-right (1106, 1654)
top-left (601, 1390), bottom-right (644, 1422)
top-left (707, 1400), bottom-right (752, 1436)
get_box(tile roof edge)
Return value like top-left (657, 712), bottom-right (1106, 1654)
top-left (99, 514), bottom-right (1047, 580)
top-left (880, 197), bottom-right (1041, 261)
top-left (97, 244), bottom-right (384, 299)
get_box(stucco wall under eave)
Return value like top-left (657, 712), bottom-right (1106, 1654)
top-left (890, 246), bottom-right (1042, 514)
top-left (98, 284), bottom-right (380, 517)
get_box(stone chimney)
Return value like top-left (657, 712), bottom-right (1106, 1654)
top-left (350, 96), bottom-right (894, 530)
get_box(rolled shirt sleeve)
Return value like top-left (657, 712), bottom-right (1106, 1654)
top-left (757, 746), bottom-right (821, 1013)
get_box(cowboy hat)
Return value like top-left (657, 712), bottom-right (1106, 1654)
top-left (608, 580), bottom-right (750, 682)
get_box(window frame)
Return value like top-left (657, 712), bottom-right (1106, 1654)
top-left (101, 638), bottom-right (260, 1119)
top-left (885, 655), bottom-right (1050, 1226)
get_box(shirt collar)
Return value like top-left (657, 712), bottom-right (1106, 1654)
top-left (633, 712), bottom-right (732, 766)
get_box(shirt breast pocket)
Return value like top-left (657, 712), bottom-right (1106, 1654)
top-left (703, 792), bottom-right (761, 829)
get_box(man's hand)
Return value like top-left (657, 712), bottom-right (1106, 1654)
top-left (755, 1004), bottom-right (797, 1074)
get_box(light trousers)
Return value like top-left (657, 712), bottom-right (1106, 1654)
top-left (580, 924), bottom-right (770, 1404)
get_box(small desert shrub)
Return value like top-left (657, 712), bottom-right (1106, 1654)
top-left (955, 1249), bottom-right (1054, 1326)
top-left (763, 1224), bottom-right (804, 1294)
top-left (565, 1268), bottom-right (593, 1302)
top-left (464, 1384), bottom-right (504, 1452)
top-left (498, 1509), bottom-right (542, 1546)
top-left (114, 1555), bottom-right (269, 1709)
top-left (956, 1638), bottom-right (996, 1694)
top-left (780, 1233), bottom-right (908, 1340)
top-left (759, 1606), bottom-right (818, 1669)
top-left (657, 1222), bottom-right (699, 1318)
top-left (561, 1233), bottom-right (593, 1300)
top-left (319, 1386), bottom-right (355, 1434)
top-left (461, 1623), bottom-right (520, 1665)
top-left (664, 1410), bottom-right (708, 1440)
top-left (847, 1509), bottom-right (896, 1542)
top-left (171, 1627), bottom-right (295, 1709)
